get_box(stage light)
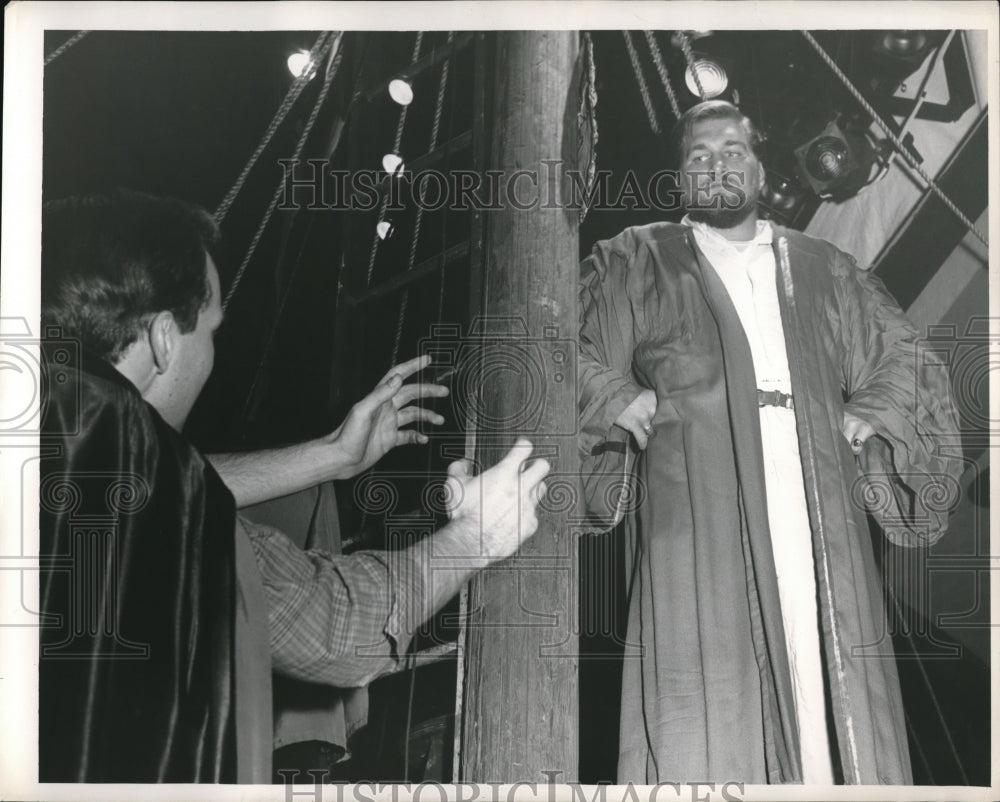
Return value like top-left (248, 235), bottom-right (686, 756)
top-left (684, 59), bottom-right (728, 98)
top-left (381, 153), bottom-right (405, 175)
top-left (793, 118), bottom-right (879, 200)
top-left (388, 78), bottom-right (414, 106)
top-left (762, 176), bottom-right (801, 213)
top-left (287, 50), bottom-right (314, 79)
top-left (872, 30), bottom-right (933, 62)
top-left (376, 220), bottom-right (395, 240)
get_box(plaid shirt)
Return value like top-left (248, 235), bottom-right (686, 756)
top-left (242, 517), bottom-right (427, 687)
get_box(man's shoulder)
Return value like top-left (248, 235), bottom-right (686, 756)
top-left (44, 352), bottom-right (199, 465)
top-left (777, 226), bottom-right (860, 275)
top-left (591, 221), bottom-right (689, 260)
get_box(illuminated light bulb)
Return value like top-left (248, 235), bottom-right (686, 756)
top-left (388, 78), bottom-right (414, 106)
top-left (376, 221), bottom-right (395, 240)
top-left (382, 153), bottom-right (405, 175)
top-left (287, 50), bottom-right (313, 78)
top-left (684, 59), bottom-right (728, 99)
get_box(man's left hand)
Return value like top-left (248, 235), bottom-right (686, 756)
top-left (326, 355), bottom-right (448, 478)
top-left (842, 411), bottom-right (876, 456)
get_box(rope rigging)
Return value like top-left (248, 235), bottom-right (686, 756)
top-left (621, 31), bottom-right (660, 135)
top-left (675, 31), bottom-right (707, 101)
top-left (365, 33), bottom-right (426, 289)
top-left (801, 30), bottom-right (987, 247)
top-left (643, 30), bottom-right (682, 121)
top-left (44, 30), bottom-right (90, 66)
top-left (222, 33), bottom-right (344, 311)
top-left (391, 32), bottom-right (454, 367)
top-left (215, 32), bottom-right (339, 225)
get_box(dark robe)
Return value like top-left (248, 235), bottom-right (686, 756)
top-left (577, 222), bottom-right (962, 784)
top-left (39, 350), bottom-right (238, 782)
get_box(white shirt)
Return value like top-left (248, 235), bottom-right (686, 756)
top-left (683, 216), bottom-right (792, 394)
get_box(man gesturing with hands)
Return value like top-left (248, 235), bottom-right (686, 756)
top-left (39, 189), bottom-right (549, 783)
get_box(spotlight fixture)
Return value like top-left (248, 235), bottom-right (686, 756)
top-left (793, 118), bottom-right (879, 200)
top-left (376, 220), bottom-right (395, 240)
top-left (381, 153), bottom-right (405, 175)
top-left (871, 30), bottom-right (936, 63)
top-left (684, 59), bottom-right (728, 99)
top-left (388, 78), bottom-right (414, 106)
top-left (762, 175), bottom-right (801, 214)
top-left (287, 50), bottom-right (314, 79)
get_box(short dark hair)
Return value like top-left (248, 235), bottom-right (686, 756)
top-left (42, 190), bottom-right (220, 363)
top-left (673, 100), bottom-right (764, 164)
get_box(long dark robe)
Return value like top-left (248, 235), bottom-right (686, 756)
top-left (39, 351), bottom-right (238, 782)
top-left (577, 222), bottom-right (962, 784)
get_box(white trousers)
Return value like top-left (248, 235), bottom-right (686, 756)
top-left (759, 405), bottom-right (835, 784)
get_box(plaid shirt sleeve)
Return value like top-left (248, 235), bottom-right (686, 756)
top-left (240, 515), bottom-right (427, 687)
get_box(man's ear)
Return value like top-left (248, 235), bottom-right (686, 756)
top-left (148, 311), bottom-right (178, 374)
top-left (758, 165), bottom-right (767, 193)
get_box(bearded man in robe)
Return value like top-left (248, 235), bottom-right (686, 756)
top-left (577, 100), bottom-right (962, 785)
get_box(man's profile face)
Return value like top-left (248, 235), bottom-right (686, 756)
top-left (164, 253), bottom-right (223, 428)
top-left (680, 115), bottom-right (765, 229)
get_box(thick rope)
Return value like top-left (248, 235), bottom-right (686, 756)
top-left (676, 31), bottom-right (706, 100)
top-left (44, 30), bottom-right (90, 67)
top-left (643, 31), bottom-right (682, 120)
top-left (391, 33), bottom-right (453, 366)
top-left (622, 31), bottom-right (660, 134)
top-left (222, 39), bottom-right (343, 311)
top-left (365, 32), bottom-right (425, 289)
top-left (215, 32), bottom-right (337, 225)
top-left (801, 30), bottom-right (987, 247)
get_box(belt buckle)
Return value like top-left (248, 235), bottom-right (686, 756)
top-left (757, 388), bottom-right (794, 410)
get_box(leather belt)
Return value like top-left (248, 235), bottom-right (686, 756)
top-left (757, 388), bottom-right (794, 410)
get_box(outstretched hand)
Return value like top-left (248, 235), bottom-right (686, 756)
top-left (444, 438), bottom-right (550, 560)
top-left (326, 355), bottom-right (448, 478)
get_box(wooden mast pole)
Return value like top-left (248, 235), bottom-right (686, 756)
top-left (460, 31), bottom-right (580, 782)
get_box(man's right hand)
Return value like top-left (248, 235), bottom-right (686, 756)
top-left (443, 438), bottom-right (549, 561)
top-left (613, 389), bottom-right (658, 449)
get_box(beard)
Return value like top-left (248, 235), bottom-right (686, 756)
top-left (685, 202), bottom-right (757, 229)
top-left (684, 170), bottom-right (760, 229)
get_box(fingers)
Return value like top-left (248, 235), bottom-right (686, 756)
top-left (396, 428), bottom-right (429, 446)
top-left (382, 354), bottom-right (432, 384)
top-left (447, 458), bottom-right (473, 479)
top-left (520, 455), bottom-right (551, 490)
top-left (532, 479), bottom-right (548, 504)
top-left (397, 406), bottom-right (445, 428)
top-left (360, 374), bottom-right (402, 411)
top-left (393, 382), bottom-right (449, 408)
top-left (843, 412), bottom-right (875, 455)
top-left (631, 427), bottom-right (649, 450)
top-left (499, 437), bottom-right (535, 470)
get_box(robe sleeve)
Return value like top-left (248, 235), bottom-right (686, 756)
top-left (836, 253), bottom-right (963, 547)
top-left (577, 234), bottom-right (646, 533)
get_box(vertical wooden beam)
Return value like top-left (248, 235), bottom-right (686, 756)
top-left (461, 31), bottom-right (580, 782)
